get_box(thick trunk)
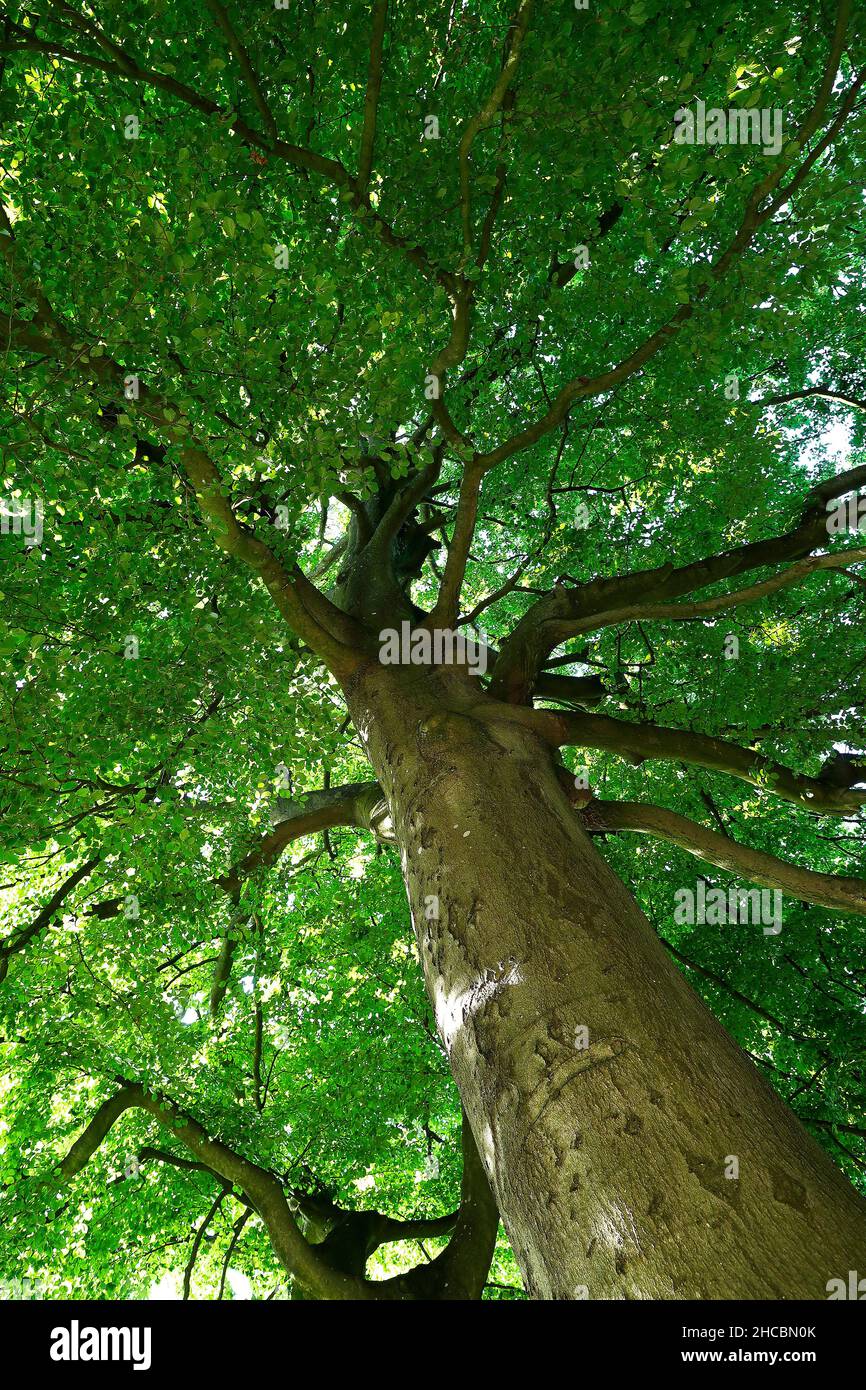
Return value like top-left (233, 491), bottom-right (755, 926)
top-left (289, 1212), bottom-right (380, 1300)
top-left (344, 663), bottom-right (866, 1299)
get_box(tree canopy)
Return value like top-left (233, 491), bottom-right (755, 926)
top-left (0, 0), bottom-right (864, 1300)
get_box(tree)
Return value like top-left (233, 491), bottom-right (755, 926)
top-left (1, 0), bottom-right (865, 1300)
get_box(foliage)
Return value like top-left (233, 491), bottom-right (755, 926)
top-left (0, 0), bottom-right (864, 1298)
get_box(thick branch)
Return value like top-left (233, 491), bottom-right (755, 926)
top-left (357, 0), bottom-right (388, 197)
top-left (62, 1084), bottom-right (497, 1299)
top-left (429, 464), bottom-right (484, 626)
top-left (482, 702), bottom-right (866, 815)
top-left (399, 1113), bottom-right (499, 1300)
top-left (373, 1210), bottom-right (458, 1246)
top-left (219, 781), bottom-right (388, 901)
top-left (582, 799), bottom-right (866, 916)
top-left (1, 245), bottom-right (359, 671)
top-left (532, 670), bottom-right (606, 708)
top-left (542, 709), bottom-right (866, 816)
top-left (547, 547), bottom-right (866, 647)
top-left (371, 454), bottom-right (443, 555)
top-left (491, 465), bottom-right (866, 702)
top-left (59, 1083), bottom-right (376, 1300)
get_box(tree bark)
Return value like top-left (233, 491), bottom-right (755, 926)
top-left (343, 662), bottom-right (866, 1299)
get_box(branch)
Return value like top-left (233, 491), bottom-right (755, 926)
top-left (310, 533), bottom-right (350, 581)
top-left (803, 1118), bottom-right (866, 1142)
top-left (558, 547), bottom-right (866, 639)
top-left (0, 856), bottom-right (99, 984)
top-left (658, 941), bottom-right (825, 1048)
top-left (138, 1145), bottom-right (252, 1209)
top-left (531, 670), bottom-right (606, 708)
top-left (471, 1), bottom-right (861, 473)
top-left (755, 385), bottom-right (866, 414)
top-left (802, 465), bottom-right (866, 514)
top-left (287, 1116), bottom-right (497, 1298)
top-left (59, 1082), bottom-right (376, 1300)
top-left (138, 1143), bottom-right (454, 1246)
top-left (532, 708), bottom-right (866, 815)
top-left (47, 0), bottom-right (138, 77)
top-left (62, 1083), bottom-right (496, 1299)
top-left (219, 1210), bottom-right (252, 1298)
top-left (428, 463), bottom-right (484, 626)
top-left (218, 781), bottom-right (387, 901)
top-left (204, 0), bottom-right (279, 144)
top-left (491, 465), bottom-right (866, 702)
top-left (509, 547), bottom-right (866, 688)
top-left (335, 489), bottom-right (374, 548)
top-left (77, 780), bottom-right (387, 1012)
top-left (0, 17), bottom-right (457, 298)
top-left (458, 0), bottom-right (533, 257)
top-left (210, 781), bottom-right (387, 1013)
top-left (399, 1113), bottom-right (499, 1300)
top-left (581, 798), bottom-right (866, 916)
top-left (357, 0), bottom-right (388, 197)
top-left (159, 439), bottom-right (362, 669)
top-left (422, 4), bottom-right (532, 458)
top-left (371, 453), bottom-right (443, 555)
top-left (8, 11), bottom-right (337, 177)
top-left (184, 1188), bottom-right (227, 1299)
top-left (373, 1210), bottom-right (459, 1246)
top-left (1, 235), bottom-right (360, 672)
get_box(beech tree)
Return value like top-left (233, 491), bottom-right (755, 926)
top-left (1, 0), bottom-right (865, 1300)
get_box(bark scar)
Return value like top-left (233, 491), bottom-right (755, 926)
top-left (523, 1038), bottom-right (629, 1134)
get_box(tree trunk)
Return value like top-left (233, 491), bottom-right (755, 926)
top-left (344, 663), bottom-right (866, 1299)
